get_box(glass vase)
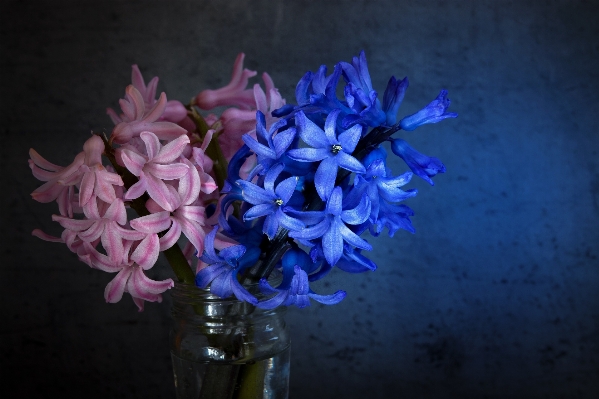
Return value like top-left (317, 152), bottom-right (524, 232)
top-left (170, 283), bottom-right (290, 399)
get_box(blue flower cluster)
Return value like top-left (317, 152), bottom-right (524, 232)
top-left (196, 51), bottom-right (456, 308)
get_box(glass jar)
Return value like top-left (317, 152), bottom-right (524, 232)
top-left (170, 283), bottom-right (290, 399)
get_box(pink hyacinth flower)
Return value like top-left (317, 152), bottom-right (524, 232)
top-left (195, 53), bottom-right (258, 110)
top-left (104, 261), bottom-right (174, 312)
top-left (191, 130), bottom-right (217, 194)
top-left (120, 131), bottom-right (190, 212)
top-left (110, 85), bottom-right (187, 144)
top-left (29, 149), bottom-right (85, 217)
top-left (52, 198), bottom-right (146, 266)
top-left (77, 135), bottom-right (124, 207)
top-left (95, 238), bottom-right (174, 312)
top-left (130, 169), bottom-right (208, 255)
top-left (107, 66), bottom-right (187, 125)
top-left (130, 65), bottom-right (187, 123)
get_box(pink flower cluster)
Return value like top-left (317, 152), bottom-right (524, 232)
top-left (30, 54), bottom-right (285, 311)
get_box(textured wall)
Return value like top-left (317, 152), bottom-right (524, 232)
top-left (2, 0), bottom-right (598, 398)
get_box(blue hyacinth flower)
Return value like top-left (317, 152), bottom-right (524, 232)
top-left (303, 63), bottom-right (348, 114)
top-left (273, 63), bottom-right (350, 121)
top-left (390, 138), bottom-right (446, 186)
top-left (382, 76), bottom-right (409, 126)
top-left (289, 186), bottom-right (372, 266)
top-left (371, 201), bottom-right (415, 237)
top-left (256, 248), bottom-right (346, 309)
top-left (336, 244), bottom-right (378, 273)
top-left (257, 265), bottom-right (347, 309)
top-left (349, 158), bottom-right (418, 223)
top-left (339, 51), bottom-right (386, 128)
top-left (236, 163), bottom-right (305, 239)
top-left (242, 111), bottom-right (296, 173)
top-left (287, 110), bottom-right (365, 200)
top-left (398, 90), bottom-right (457, 131)
top-left (195, 226), bottom-right (258, 304)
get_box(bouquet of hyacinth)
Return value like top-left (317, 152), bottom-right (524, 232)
top-left (29, 51), bottom-right (456, 313)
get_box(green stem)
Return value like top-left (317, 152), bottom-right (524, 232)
top-left (231, 361), bottom-right (265, 399)
top-left (198, 365), bottom-right (241, 399)
top-left (205, 136), bottom-right (228, 191)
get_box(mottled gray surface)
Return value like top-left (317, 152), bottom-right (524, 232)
top-left (2, 0), bottom-right (598, 398)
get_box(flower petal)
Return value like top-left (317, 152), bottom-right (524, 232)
top-left (120, 149), bottom-right (146, 177)
top-left (143, 92), bottom-right (167, 123)
top-left (323, 109), bottom-right (340, 145)
top-left (295, 111), bottom-right (328, 148)
top-left (314, 157), bottom-right (338, 200)
top-left (272, 127), bottom-right (296, 158)
top-left (159, 219), bottom-right (182, 251)
top-left (337, 124), bottom-right (362, 153)
top-left (51, 215), bottom-right (94, 232)
top-left (145, 174), bottom-right (179, 212)
top-left (262, 213), bottom-right (279, 239)
top-left (195, 264), bottom-right (228, 288)
top-left (131, 233), bottom-right (160, 270)
top-left (78, 222), bottom-right (105, 242)
top-left (130, 211), bottom-right (172, 234)
top-left (140, 131), bottom-right (161, 160)
top-left (94, 169), bottom-right (120, 203)
top-left (153, 133), bottom-right (190, 164)
top-left (104, 199), bottom-right (127, 225)
top-left (232, 278), bottom-right (258, 305)
top-left (105, 267), bottom-right (133, 303)
top-left (145, 162), bottom-right (189, 180)
top-left (128, 267), bottom-right (173, 300)
top-left (278, 210), bottom-right (305, 232)
top-left (178, 217), bottom-right (206, 254)
top-left (309, 290), bottom-right (346, 305)
top-left (336, 152), bottom-right (366, 174)
top-left (339, 222), bottom-right (372, 251)
top-left (289, 218), bottom-right (329, 240)
top-left (237, 180), bottom-right (275, 205)
top-left (322, 219), bottom-right (343, 265)
top-left (341, 193), bottom-right (371, 225)
top-left (178, 159), bottom-right (201, 206)
top-left (274, 176), bottom-right (298, 204)
top-left (287, 148), bottom-right (329, 163)
top-left (79, 169), bottom-right (95, 206)
top-left (244, 203), bottom-right (276, 220)
top-left (123, 174), bottom-right (148, 200)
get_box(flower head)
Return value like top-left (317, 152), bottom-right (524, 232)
top-left (237, 164), bottom-right (304, 239)
top-left (288, 110), bottom-right (365, 200)
top-left (289, 186), bottom-right (372, 266)
top-left (256, 248), bottom-right (345, 309)
top-left (340, 51), bottom-right (386, 128)
top-left (390, 138), bottom-right (446, 186)
top-left (382, 76), bottom-right (409, 126)
top-left (79, 135), bottom-right (124, 207)
top-left (195, 227), bottom-right (258, 304)
top-left (107, 65), bottom-right (187, 125)
top-left (195, 53), bottom-right (258, 110)
top-left (399, 90), bottom-right (457, 131)
top-left (242, 111), bottom-right (296, 173)
top-left (119, 131), bottom-right (190, 211)
top-left (103, 246), bottom-right (174, 312)
top-left (110, 85), bottom-right (187, 144)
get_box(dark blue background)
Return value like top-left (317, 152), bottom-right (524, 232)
top-left (2, 1), bottom-right (598, 398)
